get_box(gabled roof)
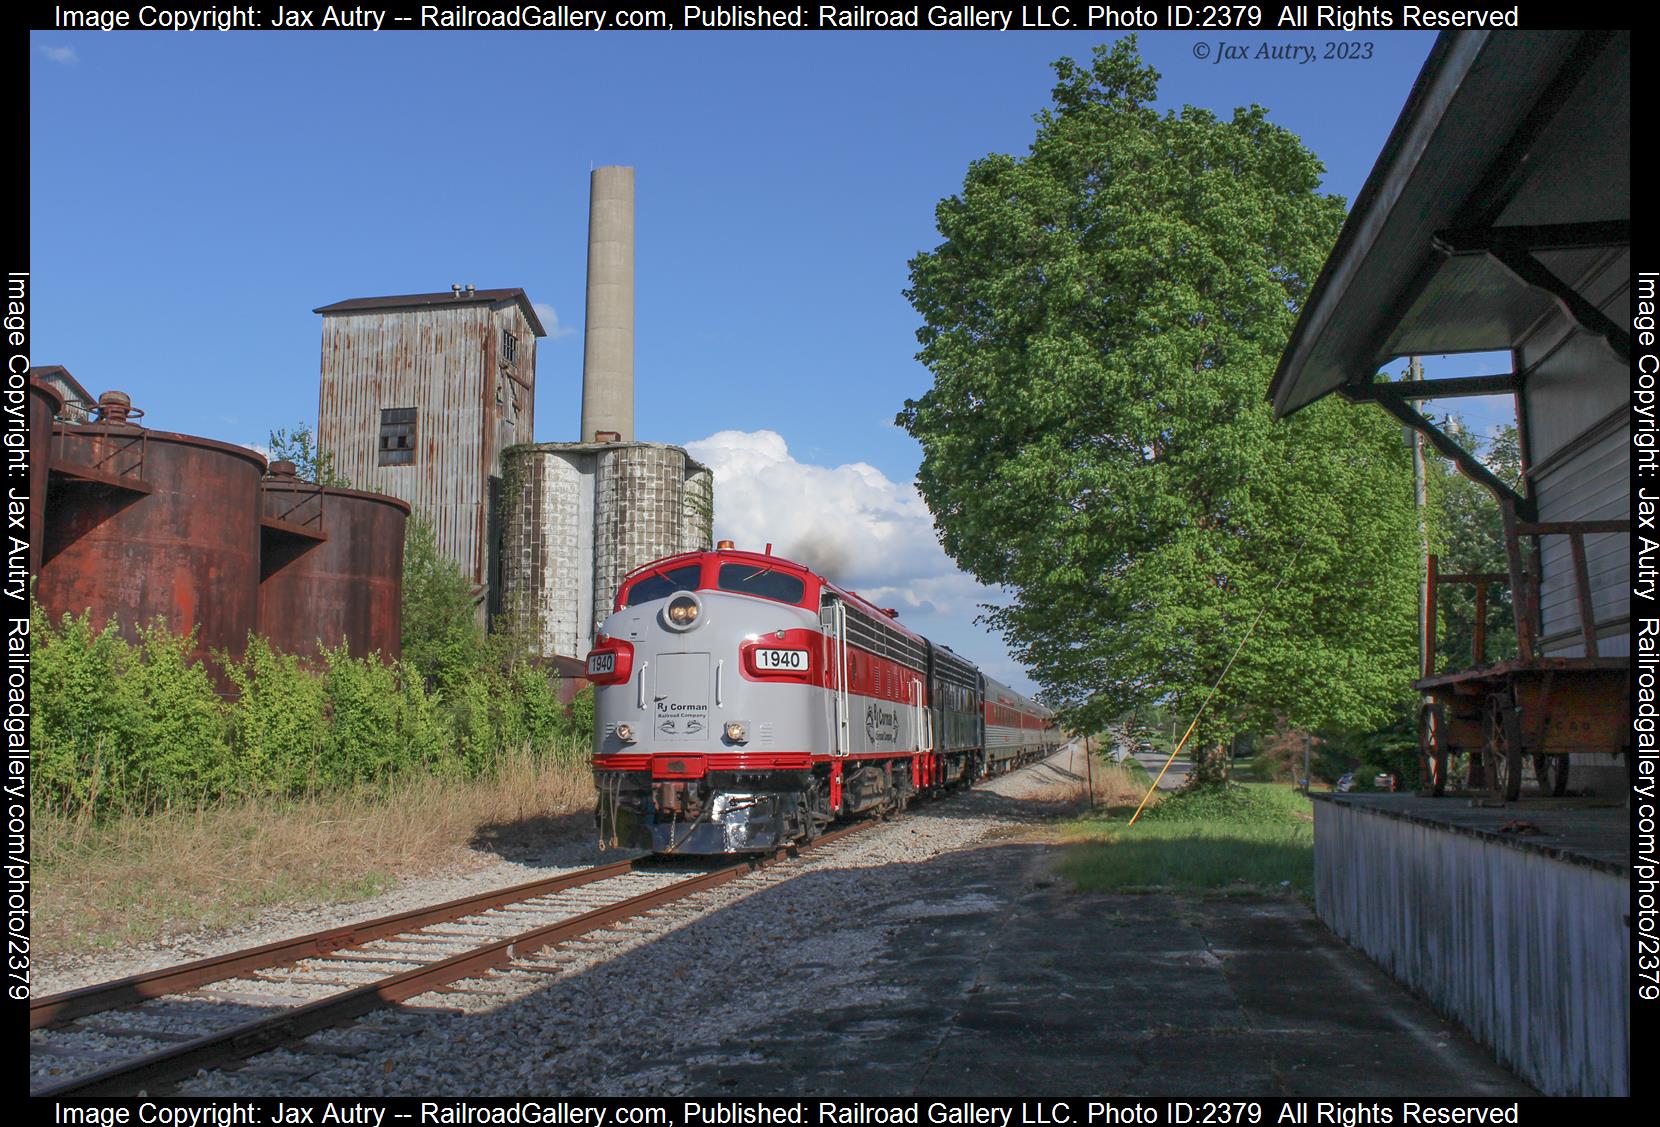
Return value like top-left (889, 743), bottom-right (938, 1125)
top-left (1269, 30), bottom-right (1629, 417)
top-left (314, 288), bottom-right (548, 337)
top-left (32, 364), bottom-right (95, 407)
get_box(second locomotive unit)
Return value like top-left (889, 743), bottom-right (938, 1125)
top-left (585, 543), bottom-right (1059, 853)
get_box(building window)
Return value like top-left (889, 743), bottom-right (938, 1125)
top-left (379, 407), bottom-right (417, 466)
top-left (502, 329), bottom-right (518, 365)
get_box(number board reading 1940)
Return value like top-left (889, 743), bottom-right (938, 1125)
top-left (587, 652), bottom-right (616, 677)
top-left (753, 649), bottom-right (809, 672)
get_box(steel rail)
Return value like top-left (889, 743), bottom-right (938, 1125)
top-left (33, 823), bottom-right (869, 1097)
top-left (31, 858), bottom-right (644, 1030)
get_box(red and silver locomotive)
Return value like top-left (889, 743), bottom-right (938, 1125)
top-left (585, 543), bottom-right (1060, 853)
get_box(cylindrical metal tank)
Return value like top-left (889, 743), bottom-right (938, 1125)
top-left (257, 461), bottom-right (409, 661)
top-left (29, 378), bottom-right (64, 575)
top-left (38, 392), bottom-right (266, 677)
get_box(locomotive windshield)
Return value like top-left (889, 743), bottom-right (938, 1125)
top-left (623, 564), bottom-right (701, 607)
top-left (716, 563), bottom-right (805, 605)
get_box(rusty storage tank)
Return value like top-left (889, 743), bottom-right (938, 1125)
top-left (37, 391), bottom-right (265, 677)
top-left (258, 461), bottom-right (409, 661)
top-left (28, 378), bottom-right (65, 575)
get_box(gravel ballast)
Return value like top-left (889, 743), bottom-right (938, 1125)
top-left (37, 747), bottom-right (1092, 1095)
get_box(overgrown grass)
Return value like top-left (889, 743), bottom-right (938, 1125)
top-left (998, 757), bottom-right (1147, 823)
top-left (1054, 781), bottom-right (1314, 897)
top-left (32, 748), bottom-right (596, 954)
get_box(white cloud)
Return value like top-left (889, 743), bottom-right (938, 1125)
top-left (532, 302), bottom-right (575, 339)
top-left (684, 428), bottom-right (1035, 694)
top-left (40, 45), bottom-right (78, 64)
top-left (683, 428), bottom-right (1009, 617)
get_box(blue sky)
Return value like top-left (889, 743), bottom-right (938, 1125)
top-left (31, 28), bottom-right (1508, 692)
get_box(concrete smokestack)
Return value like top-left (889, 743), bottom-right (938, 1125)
top-left (580, 166), bottom-right (635, 443)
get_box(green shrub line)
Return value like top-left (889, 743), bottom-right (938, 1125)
top-left (30, 602), bottom-right (594, 817)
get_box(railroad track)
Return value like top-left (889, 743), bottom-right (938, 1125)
top-left (31, 823), bottom-right (869, 1097)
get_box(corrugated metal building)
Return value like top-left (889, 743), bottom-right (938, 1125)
top-left (1271, 31), bottom-right (1630, 674)
top-left (316, 288), bottom-right (545, 614)
top-left (1270, 30), bottom-right (1630, 795)
top-left (31, 365), bottom-right (95, 423)
top-left (1270, 30), bottom-right (1630, 1095)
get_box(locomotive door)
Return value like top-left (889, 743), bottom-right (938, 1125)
top-left (822, 598), bottom-right (851, 757)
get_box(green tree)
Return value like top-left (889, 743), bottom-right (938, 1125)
top-left (400, 511), bottom-right (485, 689)
top-left (899, 39), bottom-right (1420, 752)
top-left (267, 422), bottom-right (349, 487)
top-left (1423, 421), bottom-right (1522, 670)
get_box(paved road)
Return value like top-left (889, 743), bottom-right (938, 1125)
top-left (1116, 733), bottom-right (1191, 790)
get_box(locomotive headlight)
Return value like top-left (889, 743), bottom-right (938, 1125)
top-left (615, 723), bottom-right (636, 744)
top-left (663, 594), bottom-right (702, 631)
top-left (724, 721), bottom-right (749, 744)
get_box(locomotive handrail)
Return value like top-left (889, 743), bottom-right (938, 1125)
top-left (832, 600), bottom-right (851, 757)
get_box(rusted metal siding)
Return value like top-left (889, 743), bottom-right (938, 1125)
top-left (258, 478), bottom-right (409, 661)
top-left (40, 423), bottom-right (265, 679)
top-left (318, 299), bottom-right (536, 596)
top-left (1313, 797), bottom-right (1627, 1096)
top-left (28, 380), bottom-right (63, 574)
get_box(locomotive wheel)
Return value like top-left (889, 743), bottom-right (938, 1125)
top-left (1417, 701), bottom-right (1447, 797)
top-left (1532, 754), bottom-right (1569, 797)
top-left (1483, 694), bottom-right (1523, 802)
top-left (799, 782), bottom-right (825, 844)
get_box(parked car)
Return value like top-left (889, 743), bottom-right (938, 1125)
top-left (1335, 772), bottom-right (1356, 793)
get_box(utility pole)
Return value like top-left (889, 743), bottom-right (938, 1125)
top-left (1085, 733), bottom-right (1096, 808)
top-left (1410, 355), bottom-right (1429, 674)
top-left (1409, 355), bottom-right (1437, 791)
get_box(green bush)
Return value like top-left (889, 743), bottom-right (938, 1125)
top-left (31, 609), bottom-right (229, 808)
top-left (117, 622), bottom-right (230, 799)
top-left (30, 601), bottom-right (592, 815)
top-left (223, 636), bottom-right (328, 792)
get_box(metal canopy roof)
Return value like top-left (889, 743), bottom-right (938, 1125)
top-left (1269, 30), bottom-right (1629, 418)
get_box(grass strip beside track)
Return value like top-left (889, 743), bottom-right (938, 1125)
top-left (32, 751), bottom-right (596, 955)
top-left (1054, 782), bottom-right (1314, 897)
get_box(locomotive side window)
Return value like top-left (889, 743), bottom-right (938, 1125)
top-left (624, 565), bottom-right (701, 607)
top-left (716, 564), bottom-right (805, 605)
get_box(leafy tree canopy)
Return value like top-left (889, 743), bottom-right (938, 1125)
top-left (401, 510), bottom-right (485, 689)
top-left (268, 422), bottom-right (349, 488)
top-left (1424, 419), bottom-right (1522, 670)
top-left (899, 39), bottom-right (1420, 743)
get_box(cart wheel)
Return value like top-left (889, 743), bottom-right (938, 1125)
top-left (1483, 694), bottom-right (1523, 802)
top-left (1532, 754), bottom-right (1569, 797)
top-left (1418, 701), bottom-right (1447, 797)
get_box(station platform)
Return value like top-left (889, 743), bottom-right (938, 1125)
top-left (1310, 792), bottom-right (1629, 1096)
